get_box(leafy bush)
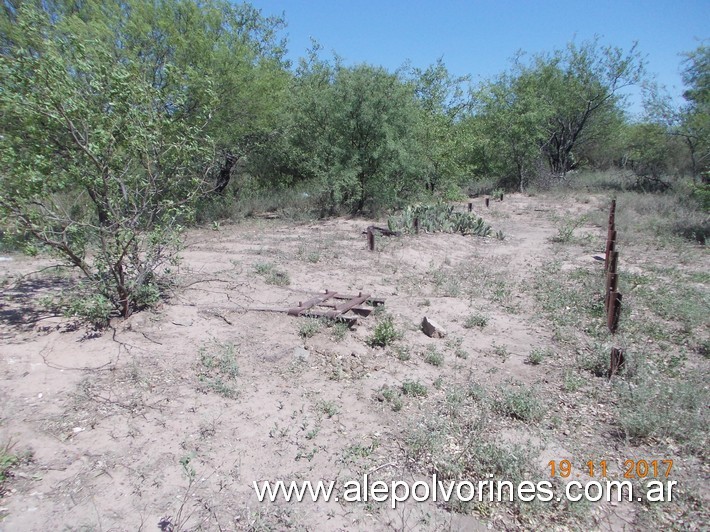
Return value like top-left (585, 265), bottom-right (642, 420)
top-left (0, 4), bottom-right (214, 319)
top-left (367, 315), bottom-right (400, 347)
top-left (495, 386), bottom-right (545, 423)
top-left (401, 380), bottom-right (428, 397)
top-left (64, 293), bottom-right (114, 328)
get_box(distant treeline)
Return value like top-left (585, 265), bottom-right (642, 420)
top-left (2, 0), bottom-right (706, 212)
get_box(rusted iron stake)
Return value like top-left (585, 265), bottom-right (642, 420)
top-left (414, 217), bottom-right (419, 234)
top-left (485, 198), bottom-right (490, 208)
top-left (607, 292), bottom-right (622, 333)
top-left (604, 230), bottom-right (617, 270)
top-left (367, 227), bottom-right (375, 251)
top-left (605, 271), bottom-right (619, 312)
top-left (608, 199), bottom-right (616, 228)
top-left (605, 250), bottom-right (619, 310)
top-left (468, 202), bottom-right (473, 212)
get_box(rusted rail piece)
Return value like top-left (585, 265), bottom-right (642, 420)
top-left (249, 290), bottom-right (384, 326)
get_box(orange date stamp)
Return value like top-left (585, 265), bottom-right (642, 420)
top-left (548, 459), bottom-right (673, 479)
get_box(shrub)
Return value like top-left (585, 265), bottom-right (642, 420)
top-left (367, 315), bottom-right (400, 347)
top-left (0, 5), bottom-right (214, 319)
top-left (402, 380), bottom-right (428, 397)
top-left (495, 386), bottom-right (545, 423)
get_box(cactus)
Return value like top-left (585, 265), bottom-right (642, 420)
top-left (387, 203), bottom-right (491, 237)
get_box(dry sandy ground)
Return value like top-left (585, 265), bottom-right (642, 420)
top-left (0, 193), bottom-right (706, 530)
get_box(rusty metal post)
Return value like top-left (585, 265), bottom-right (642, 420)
top-left (608, 199), bottom-right (616, 228)
top-left (604, 230), bottom-right (617, 271)
top-left (367, 227), bottom-right (375, 251)
top-left (485, 198), bottom-right (490, 208)
top-left (414, 217), bottom-right (419, 234)
top-left (606, 271), bottom-right (619, 312)
top-left (607, 292), bottom-right (622, 333)
top-left (468, 202), bottom-right (473, 212)
top-left (500, 193), bottom-right (504, 202)
top-left (605, 251), bottom-right (619, 311)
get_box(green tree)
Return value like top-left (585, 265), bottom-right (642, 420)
top-left (469, 39), bottom-right (644, 186)
top-left (1, 0), bottom-right (290, 195)
top-left (679, 44), bottom-right (709, 180)
top-left (641, 45), bottom-right (709, 181)
top-left (525, 40), bottom-right (645, 176)
top-left (409, 59), bottom-right (472, 195)
top-left (472, 71), bottom-right (550, 191)
top-left (282, 51), bottom-right (425, 213)
top-left (0, 3), bottom-right (214, 319)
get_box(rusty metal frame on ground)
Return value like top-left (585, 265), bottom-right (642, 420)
top-left (249, 290), bottom-right (385, 326)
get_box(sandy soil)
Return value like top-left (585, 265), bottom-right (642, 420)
top-left (0, 193), bottom-right (706, 531)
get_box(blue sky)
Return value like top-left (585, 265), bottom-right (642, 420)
top-left (249, 0), bottom-right (708, 115)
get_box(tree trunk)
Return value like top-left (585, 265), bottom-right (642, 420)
top-left (215, 153), bottom-right (238, 194)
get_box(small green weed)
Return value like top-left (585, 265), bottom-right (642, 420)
top-left (552, 216), bottom-right (586, 243)
top-left (526, 348), bottom-right (550, 366)
top-left (492, 342), bottom-right (510, 361)
top-left (378, 386), bottom-right (404, 411)
top-left (463, 313), bottom-right (488, 329)
top-left (298, 318), bottom-right (323, 339)
top-left (317, 400), bottom-right (340, 418)
top-left (197, 340), bottom-right (240, 398)
top-left (329, 321), bottom-right (350, 341)
top-left (402, 380), bottom-right (428, 397)
top-left (367, 315), bottom-right (400, 347)
top-left (562, 370), bottom-right (585, 392)
top-left (391, 345), bottom-right (411, 361)
top-left (495, 386), bottom-right (544, 423)
top-left (254, 262), bottom-right (290, 286)
top-left (0, 440), bottom-right (18, 487)
top-left (424, 346), bottom-right (444, 366)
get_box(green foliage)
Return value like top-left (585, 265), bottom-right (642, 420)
top-left (0, 2), bottom-right (217, 318)
top-left (424, 346), bottom-right (444, 366)
top-left (552, 215), bottom-right (587, 243)
top-left (64, 292), bottom-right (114, 328)
top-left (401, 380), bottom-right (428, 397)
top-left (690, 183), bottom-right (710, 211)
top-left (317, 400), bottom-right (340, 418)
top-left (615, 372), bottom-right (708, 457)
top-left (254, 262), bottom-right (290, 286)
top-left (463, 312), bottom-right (488, 329)
top-left (298, 318), bottom-right (322, 339)
top-left (495, 386), bottom-right (545, 423)
top-left (407, 59), bottom-right (475, 195)
top-left (367, 315), bottom-right (400, 347)
top-left (471, 39), bottom-right (644, 187)
top-left (0, 0), bottom-right (292, 319)
top-left (0, 441), bottom-right (18, 486)
top-left (388, 203), bottom-right (491, 236)
top-left (679, 45), bottom-right (710, 179)
top-left (259, 49), bottom-right (454, 214)
top-left (526, 348), bottom-right (549, 366)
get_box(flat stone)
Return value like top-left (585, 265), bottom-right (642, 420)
top-left (421, 317), bottom-right (446, 338)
